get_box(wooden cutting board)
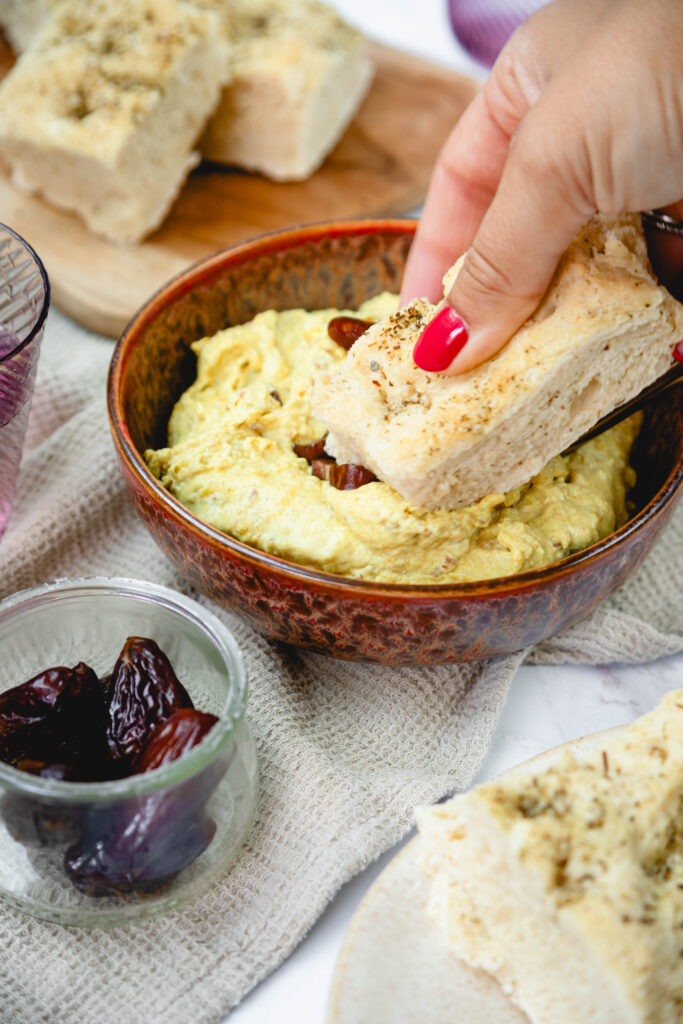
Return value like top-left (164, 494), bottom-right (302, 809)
top-left (0, 38), bottom-right (478, 338)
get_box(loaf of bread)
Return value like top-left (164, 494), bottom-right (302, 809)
top-left (417, 689), bottom-right (683, 1024)
top-left (0, 0), bottom-right (229, 243)
top-left (196, 0), bottom-right (373, 180)
top-left (0, 0), bottom-right (60, 52)
top-left (313, 214), bottom-right (683, 509)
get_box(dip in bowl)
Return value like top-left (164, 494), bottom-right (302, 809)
top-left (108, 219), bottom-right (683, 664)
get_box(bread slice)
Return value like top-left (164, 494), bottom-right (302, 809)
top-left (416, 689), bottom-right (683, 1024)
top-left (196, 0), bottom-right (373, 181)
top-left (312, 214), bottom-right (683, 510)
top-left (0, 0), bottom-right (229, 243)
top-left (0, 0), bottom-right (61, 53)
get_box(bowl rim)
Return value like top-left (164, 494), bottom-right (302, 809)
top-left (108, 217), bottom-right (683, 599)
top-left (0, 576), bottom-right (248, 801)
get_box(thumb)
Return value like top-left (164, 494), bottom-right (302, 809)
top-left (413, 98), bottom-right (591, 376)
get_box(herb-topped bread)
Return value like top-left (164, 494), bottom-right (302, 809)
top-left (416, 689), bottom-right (683, 1024)
top-left (0, 0), bottom-right (372, 231)
top-left (0, 0), bottom-right (229, 242)
top-left (196, 0), bottom-right (373, 180)
top-left (312, 214), bottom-right (683, 510)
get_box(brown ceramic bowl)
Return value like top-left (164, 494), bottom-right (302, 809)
top-left (107, 219), bottom-right (683, 665)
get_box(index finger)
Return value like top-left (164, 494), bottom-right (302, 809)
top-left (400, 85), bottom-right (518, 305)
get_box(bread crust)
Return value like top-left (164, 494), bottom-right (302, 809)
top-left (313, 214), bottom-right (683, 510)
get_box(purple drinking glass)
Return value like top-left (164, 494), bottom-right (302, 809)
top-left (448, 0), bottom-right (548, 67)
top-left (0, 225), bottom-right (50, 539)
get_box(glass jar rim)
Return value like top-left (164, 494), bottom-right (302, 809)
top-left (0, 576), bottom-right (248, 801)
top-left (0, 223), bottom-right (51, 364)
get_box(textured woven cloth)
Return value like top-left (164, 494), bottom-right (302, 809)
top-left (0, 308), bottom-right (681, 1024)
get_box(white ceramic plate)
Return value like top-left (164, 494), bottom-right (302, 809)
top-left (327, 730), bottom-right (620, 1024)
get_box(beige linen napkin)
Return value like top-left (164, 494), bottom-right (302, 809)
top-left (0, 309), bottom-right (681, 1024)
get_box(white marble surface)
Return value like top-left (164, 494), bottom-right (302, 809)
top-left (227, 2), bottom-right (683, 1021)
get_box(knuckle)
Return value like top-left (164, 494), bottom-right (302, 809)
top-left (484, 49), bottom-right (537, 138)
top-left (460, 243), bottom-right (520, 303)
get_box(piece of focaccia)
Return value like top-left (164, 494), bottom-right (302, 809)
top-left (417, 689), bottom-right (683, 1024)
top-left (0, 0), bottom-right (228, 243)
top-left (313, 214), bottom-right (683, 510)
top-left (196, 0), bottom-right (373, 180)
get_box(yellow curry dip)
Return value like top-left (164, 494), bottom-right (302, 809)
top-left (144, 293), bottom-right (640, 585)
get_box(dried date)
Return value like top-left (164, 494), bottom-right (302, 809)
top-left (1, 792), bottom-right (81, 847)
top-left (311, 459), bottom-right (377, 489)
top-left (0, 662), bottom-right (110, 780)
top-left (293, 438), bottom-right (328, 462)
top-left (65, 709), bottom-right (219, 896)
top-left (296, 438), bottom-right (376, 490)
top-left (64, 806), bottom-right (216, 897)
top-left (0, 661), bottom-right (111, 847)
top-left (53, 661), bottom-right (111, 781)
top-left (0, 666), bottom-right (73, 764)
top-left (105, 638), bottom-right (193, 768)
top-left (1, 638), bottom-right (222, 894)
top-left (134, 709), bottom-right (218, 773)
top-left (327, 316), bottom-right (372, 351)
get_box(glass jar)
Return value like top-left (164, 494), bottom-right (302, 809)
top-left (0, 223), bottom-right (50, 539)
top-left (0, 577), bottom-right (258, 927)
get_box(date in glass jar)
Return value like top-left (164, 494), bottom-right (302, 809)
top-left (0, 578), bottom-right (258, 927)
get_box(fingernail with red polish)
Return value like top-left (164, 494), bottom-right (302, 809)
top-left (674, 341), bottom-right (683, 363)
top-left (413, 306), bottom-right (469, 372)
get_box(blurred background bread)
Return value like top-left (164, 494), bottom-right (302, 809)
top-left (196, 0), bottom-right (373, 180)
top-left (0, 0), bottom-right (229, 243)
top-left (0, 0), bottom-right (375, 244)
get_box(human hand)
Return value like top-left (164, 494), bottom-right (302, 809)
top-left (402, 0), bottom-right (683, 374)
